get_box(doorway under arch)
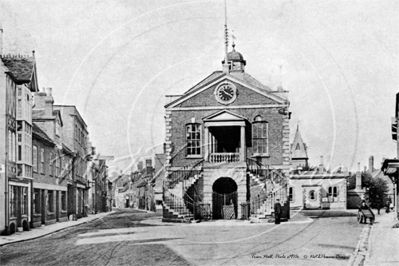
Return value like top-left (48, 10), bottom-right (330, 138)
top-left (212, 177), bottom-right (238, 219)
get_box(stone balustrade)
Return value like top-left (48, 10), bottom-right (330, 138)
top-left (209, 153), bottom-right (240, 163)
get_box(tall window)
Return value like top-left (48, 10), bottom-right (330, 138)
top-left (186, 124), bottom-right (201, 156)
top-left (252, 116), bottom-right (268, 154)
top-left (34, 189), bottom-right (40, 214)
top-left (48, 190), bottom-right (54, 212)
top-left (289, 187), bottom-right (294, 202)
top-left (61, 191), bottom-right (66, 211)
top-left (56, 155), bottom-right (59, 177)
top-left (18, 145), bottom-right (22, 161)
top-left (22, 187), bottom-right (28, 215)
top-left (33, 146), bottom-right (38, 172)
top-left (328, 186), bottom-right (338, 200)
top-left (309, 190), bottom-right (316, 201)
top-left (49, 152), bottom-right (53, 176)
top-left (9, 186), bottom-right (17, 217)
top-left (8, 131), bottom-right (13, 161)
top-left (40, 148), bottom-right (44, 174)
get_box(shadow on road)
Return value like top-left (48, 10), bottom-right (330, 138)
top-left (300, 210), bottom-right (357, 219)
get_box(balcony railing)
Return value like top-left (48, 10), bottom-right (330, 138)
top-left (209, 153), bottom-right (240, 163)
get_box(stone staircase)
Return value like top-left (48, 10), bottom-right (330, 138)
top-left (248, 164), bottom-right (287, 218)
top-left (162, 161), bottom-right (203, 222)
top-left (162, 192), bottom-right (194, 222)
top-left (248, 172), bottom-right (265, 188)
top-left (167, 173), bottom-right (201, 198)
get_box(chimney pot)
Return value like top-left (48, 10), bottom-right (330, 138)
top-left (45, 87), bottom-right (52, 96)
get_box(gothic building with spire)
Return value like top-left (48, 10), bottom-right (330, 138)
top-left (163, 42), bottom-right (292, 221)
top-left (290, 125), bottom-right (309, 170)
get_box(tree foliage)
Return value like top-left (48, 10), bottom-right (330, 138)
top-left (369, 177), bottom-right (389, 204)
top-left (347, 171), bottom-right (373, 190)
top-left (348, 171), bottom-right (389, 206)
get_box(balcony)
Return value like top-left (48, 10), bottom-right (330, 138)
top-left (209, 153), bottom-right (240, 163)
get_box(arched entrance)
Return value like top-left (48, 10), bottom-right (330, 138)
top-left (212, 177), bottom-right (238, 219)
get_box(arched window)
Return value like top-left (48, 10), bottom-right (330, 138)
top-left (186, 124), bottom-right (201, 156)
top-left (328, 186), bottom-right (339, 201)
top-left (252, 116), bottom-right (268, 155)
top-left (309, 190), bottom-right (316, 201)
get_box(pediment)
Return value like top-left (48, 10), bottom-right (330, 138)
top-left (203, 110), bottom-right (247, 122)
top-left (166, 73), bottom-right (288, 109)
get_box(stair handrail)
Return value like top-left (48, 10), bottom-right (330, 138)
top-left (166, 159), bottom-right (204, 189)
top-left (246, 158), bottom-right (269, 180)
top-left (163, 189), bottom-right (193, 217)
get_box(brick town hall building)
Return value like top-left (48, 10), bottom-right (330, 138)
top-left (163, 44), bottom-right (292, 222)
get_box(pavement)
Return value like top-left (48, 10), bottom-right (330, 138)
top-left (0, 211), bottom-right (115, 247)
top-left (363, 210), bottom-right (399, 266)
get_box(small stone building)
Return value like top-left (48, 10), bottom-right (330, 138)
top-left (289, 172), bottom-right (348, 210)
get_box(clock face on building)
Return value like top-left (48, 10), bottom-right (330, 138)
top-left (215, 83), bottom-right (237, 104)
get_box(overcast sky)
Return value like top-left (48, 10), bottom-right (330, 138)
top-left (2, 0), bottom-right (399, 173)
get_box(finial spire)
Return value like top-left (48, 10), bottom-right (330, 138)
top-left (223, 0), bottom-right (230, 73)
top-left (232, 30), bottom-right (236, 50)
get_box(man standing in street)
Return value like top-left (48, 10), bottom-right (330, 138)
top-left (274, 199), bottom-right (282, 224)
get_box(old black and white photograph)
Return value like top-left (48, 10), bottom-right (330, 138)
top-left (0, 0), bottom-right (398, 265)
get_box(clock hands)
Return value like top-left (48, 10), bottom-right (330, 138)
top-left (216, 84), bottom-right (236, 103)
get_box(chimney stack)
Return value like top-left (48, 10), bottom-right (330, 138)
top-left (369, 156), bottom-right (374, 172)
top-left (45, 87), bottom-right (53, 97)
top-left (318, 156), bottom-right (324, 173)
top-left (356, 162), bottom-right (362, 190)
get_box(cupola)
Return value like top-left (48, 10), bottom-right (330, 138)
top-left (222, 44), bottom-right (246, 73)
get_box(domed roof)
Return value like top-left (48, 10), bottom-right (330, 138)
top-left (225, 44), bottom-right (246, 65)
top-left (227, 50), bottom-right (244, 61)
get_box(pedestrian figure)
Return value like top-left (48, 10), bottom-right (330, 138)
top-left (376, 201), bottom-right (381, 215)
top-left (376, 196), bottom-right (381, 215)
top-left (386, 201), bottom-right (390, 213)
top-left (274, 199), bottom-right (282, 224)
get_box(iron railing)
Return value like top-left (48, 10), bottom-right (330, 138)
top-left (246, 158), bottom-right (288, 216)
top-left (163, 189), bottom-right (193, 217)
top-left (246, 158), bottom-right (269, 180)
top-left (166, 159), bottom-right (204, 189)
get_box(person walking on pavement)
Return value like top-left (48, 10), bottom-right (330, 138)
top-left (376, 195), bottom-right (381, 215)
top-left (386, 201), bottom-right (390, 213)
top-left (274, 199), bottom-right (282, 224)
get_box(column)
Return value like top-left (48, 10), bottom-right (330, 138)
top-left (240, 126), bottom-right (246, 162)
top-left (204, 126), bottom-right (209, 162)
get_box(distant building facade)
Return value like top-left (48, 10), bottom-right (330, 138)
top-left (32, 88), bottom-right (71, 226)
top-left (0, 53), bottom-right (38, 235)
top-left (53, 105), bottom-right (89, 218)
